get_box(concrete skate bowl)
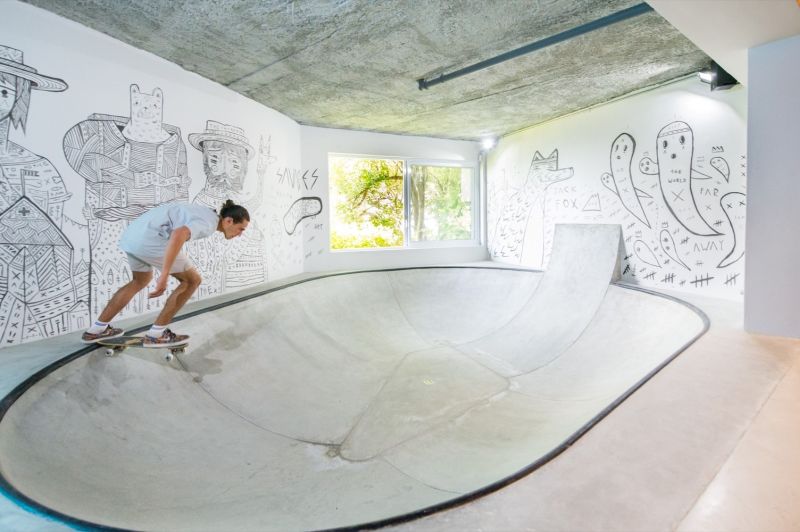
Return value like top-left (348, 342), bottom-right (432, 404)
top-left (0, 225), bottom-right (707, 531)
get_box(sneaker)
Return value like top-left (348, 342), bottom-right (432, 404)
top-left (142, 328), bottom-right (189, 348)
top-left (81, 325), bottom-right (125, 344)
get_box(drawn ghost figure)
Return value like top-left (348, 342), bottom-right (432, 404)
top-left (639, 121), bottom-right (720, 236)
top-left (633, 239), bottom-right (660, 268)
top-left (710, 156), bottom-right (730, 182)
top-left (659, 229), bottom-right (690, 270)
top-left (718, 192), bottom-right (746, 268)
top-left (600, 133), bottom-right (651, 227)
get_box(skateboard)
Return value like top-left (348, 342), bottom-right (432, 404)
top-left (97, 335), bottom-right (188, 361)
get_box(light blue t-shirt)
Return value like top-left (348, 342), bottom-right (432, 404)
top-left (119, 203), bottom-right (219, 257)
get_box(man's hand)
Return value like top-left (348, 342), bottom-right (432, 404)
top-left (149, 276), bottom-right (168, 298)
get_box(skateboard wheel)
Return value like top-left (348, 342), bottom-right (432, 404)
top-left (165, 352), bottom-right (174, 362)
top-left (105, 348), bottom-right (115, 357)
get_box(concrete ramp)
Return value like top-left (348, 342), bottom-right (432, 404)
top-left (462, 224), bottom-right (622, 376)
top-left (0, 225), bottom-right (706, 531)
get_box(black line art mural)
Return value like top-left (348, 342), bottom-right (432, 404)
top-left (659, 229), bottom-right (690, 270)
top-left (186, 121), bottom-right (271, 297)
top-left (633, 239), bottom-right (660, 268)
top-left (582, 193), bottom-right (601, 212)
top-left (63, 83), bottom-right (190, 320)
top-left (490, 149), bottom-right (573, 263)
top-left (710, 156), bottom-right (730, 183)
top-left (600, 133), bottom-right (651, 227)
top-left (717, 192), bottom-right (746, 268)
top-left (277, 167), bottom-right (321, 191)
top-left (283, 196), bottom-right (322, 235)
top-left (0, 44), bottom-right (89, 345)
top-left (639, 121), bottom-right (721, 236)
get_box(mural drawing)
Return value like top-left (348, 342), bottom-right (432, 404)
top-left (0, 44), bottom-right (89, 345)
top-left (186, 121), bottom-right (270, 297)
top-left (490, 149), bottom-right (573, 263)
top-left (63, 83), bottom-right (190, 320)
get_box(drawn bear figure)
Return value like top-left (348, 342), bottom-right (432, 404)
top-left (122, 85), bottom-right (171, 143)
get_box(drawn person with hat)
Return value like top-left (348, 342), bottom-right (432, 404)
top-left (1, 44), bottom-right (70, 217)
top-left (0, 44), bottom-right (91, 345)
top-left (185, 120), bottom-right (270, 297)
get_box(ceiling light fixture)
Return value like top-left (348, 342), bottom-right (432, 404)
top-left (481, 137), bottom-right (497, 151)
top-left (697, 62), bottom-right (738, 91)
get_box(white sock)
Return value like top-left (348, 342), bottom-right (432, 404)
top-left (147, 324), bottom-right (167, 339)
top-left (87, 320), bottom-right (109, 334)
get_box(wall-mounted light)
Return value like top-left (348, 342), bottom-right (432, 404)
top-left (481, 137), bottom-right (497, 151)
top-left (697, 62), bottom-right (738, 91)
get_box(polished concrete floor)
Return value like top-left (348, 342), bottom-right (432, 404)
top-left (0, 258), bottom-right (798, 530)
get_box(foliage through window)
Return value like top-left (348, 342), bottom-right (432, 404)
top-left (329, 155), bottom-right (476, 250)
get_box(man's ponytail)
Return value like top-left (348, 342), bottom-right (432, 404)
top-left (219, 199), bottom-right (250, 223)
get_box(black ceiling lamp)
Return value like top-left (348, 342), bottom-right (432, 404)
top-left (698, 61), bottom-right (738, 91)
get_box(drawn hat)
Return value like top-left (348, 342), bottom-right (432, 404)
top-left (188, 120), bottom-right (254, 159)
top-left (0, 45), bottom-right (67, 92)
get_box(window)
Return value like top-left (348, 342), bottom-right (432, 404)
top-left (329, 155), bottom-right (478, 250)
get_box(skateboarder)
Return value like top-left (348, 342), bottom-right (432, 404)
top-left (81, 200), bottom-right (250, 346)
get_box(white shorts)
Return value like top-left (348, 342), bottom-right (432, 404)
top-left (125, 252), bottom-right (195, 274)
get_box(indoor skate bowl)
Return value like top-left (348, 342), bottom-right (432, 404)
top-left (0, 224), bottom-right (707, 531)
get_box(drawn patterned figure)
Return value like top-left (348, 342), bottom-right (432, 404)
top-left (659, 229), bottom-right (690, 270)
top-left (639, 121), bottom-right (721, 236)
top-left (600, 133), bottom-right (651, 227)
top-left (0, 44), bottom-right (89, 345)
top-left (710, 156), bottom-right (730, 183)
top-left (63, 84), bottom-right (190, 319)
top-left (490, 149), bottom-right (573, 263)
top-left (186, 121), bottom-right (271, 296)
top-left (633, 239), bottom-right (660, 268)
top-left (718, 192), bottom-right (746, 268)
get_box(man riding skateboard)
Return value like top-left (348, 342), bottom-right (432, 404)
top-left (81, 200), bottom-right (249, 347)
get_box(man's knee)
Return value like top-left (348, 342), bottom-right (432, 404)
top-left (131, 271), bottom-right (153, 289)
top-left (176, 270), bottom-right (202, 290)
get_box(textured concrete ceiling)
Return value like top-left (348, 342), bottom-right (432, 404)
top-left (24, 0), bottom-right (711, 141)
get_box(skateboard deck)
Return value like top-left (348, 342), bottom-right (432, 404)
top-left (97, 335), bottom-right (188, 361)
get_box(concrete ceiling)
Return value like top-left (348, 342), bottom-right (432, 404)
top-left (24, 0), bottom-right (713, 141)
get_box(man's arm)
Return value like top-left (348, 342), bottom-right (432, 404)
top-left (149, 226), bottom-right (191, 298)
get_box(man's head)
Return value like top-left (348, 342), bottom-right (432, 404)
top-left (217, 199), bottom-right (250, 240)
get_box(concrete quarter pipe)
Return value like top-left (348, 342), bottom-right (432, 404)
top-left (0, 224), bottom-right (707, 530)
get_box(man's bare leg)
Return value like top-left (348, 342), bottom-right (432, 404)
top-left (97, 271), bottom-right (153, 323)
top-left (152, 269), bottom-right (202, 327)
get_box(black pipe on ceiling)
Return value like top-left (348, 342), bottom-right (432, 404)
top-left (417, 2), bottom-right (655, 90)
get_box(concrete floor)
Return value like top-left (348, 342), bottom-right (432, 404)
top-left (0, 234), bottom-right (798, 529)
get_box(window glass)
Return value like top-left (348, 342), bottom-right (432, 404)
top-left (409, 165), bottom-right (473, 242)
top-left (329, 156), bottom-right (404, 250)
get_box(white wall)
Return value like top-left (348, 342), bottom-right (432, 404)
top-left (300, 126), bottom-right (485, 272)
top-left (488, 77), bottom-right (747, 300)
top-left (0, 2), bottom-right (304, 346)
top-left (744, 34), bottom-right (800, 337)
